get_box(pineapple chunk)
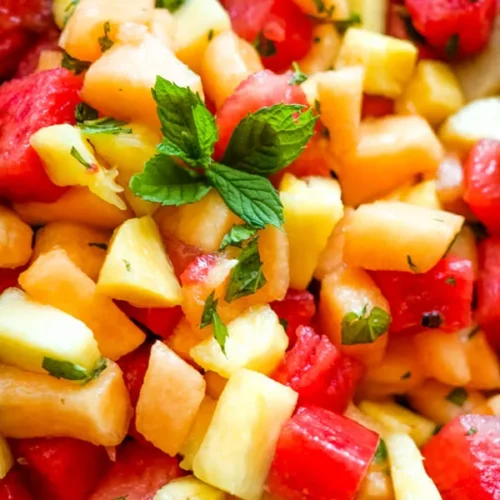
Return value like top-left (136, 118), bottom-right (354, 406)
top-left (0, 288), bottom-right (102, 378)
top-left (348, 0), bottom-right (387, 33)
top-left (155, 475), bottom-right (226, 500)
top-left (385, 433), bottom-right (441, 500)
top-left (150, 8), bottom-right (175, 48)
top-left (36, 50), bottom-right (62, 72)
top-left (60, 0), bottom-right (154, 62)
top-left (0, 362), bottom-right (132, 445)
top-left (30, 124), bottom-right (125, 210)
top-left (0, 205), bottom-right (33, 268)
top-left (136, 342), bottom-right (205, 456)
top-left (180, 397), bottom-right (217, 471)
top-left (396, 60), bottom-right (465, 127)
top-left (343, 201), bottom-right (464, 272)
top-left (297, 24), bottom-right (342, 74)
top-left (53, 0), bottom-right (72, 29)
top-left (448, 226), bottom-right (478, 279)
top-left (193, 369), bottom-right (298, 500)
top-left (172, 0), bottom-right (231, 74)
top-left (291, 0), bottom-right (349, 19)
top-left (336, 28), bottom-right (418, 98)
top-left (401, 180), bottom-right (441, 210)
top-left (97, 216), bottom-right (182, 308)
top-left (81, 35), bottom-right (203, 128)
top-left (279, 174), bottom-right (343, 290)
top-left (0, 437), bottom-right (13, 480)
top-left (191, 305), bottom-right (288, 379)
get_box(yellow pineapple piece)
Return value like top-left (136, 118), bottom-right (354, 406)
top-left (298, 24), bottom-right (342, 74)
top-left (53, 0), bottom-right (72, 29)
top-left (0, 362), bottom-right (132, 445)
top-left (401, 180), bottom-right (442, 210)
top-left (336, 28), bottom-right (418, 98)
top-left (155, 475), bottom-right (226, 500)
top-left (97, 216), bottom-right (182, 307)
top-left (291, 0), bottom-right (349, 19)
top-left (136, 342), bottom-right (205, 456)
top-left (36, 50), bottom-right (62, 72)
top-left (348, 0), bottom-right (387, 33)
top-left (448, 225), bottom-right (478, 279)
top-left (193, 369), bottom-right (298, 500)
top-left (149, 8), bottom-right (175, 48)
top-left (191, 305), bottom-right (288, 378)
top-left (0, 205), bottom-right (33, 268)
top-left (0, 437), bottom-right (13, 480)
top-left (280, 174), bottom-right (343, 290)
top-left (30, 124), bottom-right (125, 210)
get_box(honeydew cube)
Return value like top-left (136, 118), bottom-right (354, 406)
top-left (155, 475), bottom-right (226, 500)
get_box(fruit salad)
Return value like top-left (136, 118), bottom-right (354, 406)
top-left (0, 0), bottom-right (499, 499)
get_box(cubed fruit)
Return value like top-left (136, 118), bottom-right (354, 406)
top-left (348, 0), bottom-right (387, 33)
top-left (448, 225), bottom-right (479, 279)
top-left (0, 68), bottom-right (82, 203)
top-left (164, 236), bottom-right (204, 279)
top-left (401, 180), bottom-right (442, 210)
top-left (339, 116), bottom-right (443, 206)
top-left (0, 467), bottom-right (33, 500)
top-left (396, 60), bottom-right (464, 127)
top-left (89, 440), bottom-right (183, 500)
top-left (136, 342), bottom-right (205, 456)
top-left (343, 202), bottom-right (464, 272)
top-left (361, 95), bottom-right (395, 119)
top-left (31, 222), bottom-right (110, 282)
top-left (36, 50), bottom-right (63, 72)
top-left (319, 266), bottom-right (390, 366)
top-left (14, 437), bottom-right (110, 500)
top-left (297, 24), bottom-right (342, 74)
top-left (60, 0), bottom-right (154, 62)
top-left (166, 317), bottom-right (207, 364)
top-left (191, 305), bottom-right (288, 378)
top-left (19, 250), bottom-right (145, 361)
top-left (150, 8), bottom-right (175, 47)
top-left (386, 433), bottom-right (441, 500)
top-left (273, 326), bottom-right (364, 413)
top-left (155, 476), bottom-right (226, 500)
top-left (291, 0), bottom-right (349, 19)
top-left (204, 371), bottom-right (227, 400)
top-left (0, 362), bottom-right (131, 445)
top-left (30, 124), bottom-right (125, 210)
top-left (335, 28), bottom-right (417, 98)
top-left (0, 206), bottom-right (33, 268)
top-left (266, 406), bottom-right (379, 500)
top-left (97, 216), bottom-right (182, 308)
top-left (53, 0), bottom-right (73, 29)
top-left (154, 190), bottom-right (241, 253)
top-left (371, 256), bottom-right (473, 332)
top-left (0, 288), bottom-right (102, 377)
top-left (172, 0), bottom-right (231, 74)
top-left (201, 31), bottom-right (263, 110)
top-left (81, 35), bottom-right (203, 129)
top-left (0, 437), bottom-right (13, 480)
top-left (357, 471), bottom-right (393, 500)
top-left (193, 369), bottom-right (298, 500)
top-left (179, 397), bottom-right (217, 471)
top-left (279, 174), bottom-right (344, 290)
top-left (423, 415), bottom-right (500, 499)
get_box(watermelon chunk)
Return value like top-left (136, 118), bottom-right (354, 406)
top-left (163, 236), bottom-right (204, 280)
top-left (0, 68), bottom-right (82, 203)
top-left (266, 406), bottom-right (379, 500)
top-left (0, 28), bottom-right (32, 81)
top-left (0, 468), bottom-right (34, 500)
top-left (15, 29), bottom-right (60, 78)
top-left (422, 414), bottom-right (500, 499)
top-left (0, 267), bottom-right (24, 294)
top-left (0, 0), bottom-right (54, 33)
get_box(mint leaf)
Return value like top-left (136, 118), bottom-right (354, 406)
top-left (70, 146), bottom-right (94, 171)
top-left (155, 0), bottom-right (185, 12)
top-left (222, 104), bottom-right (317, 176)
top-left (61, 51), bottom-right (90, 75)
top-left (206, 163), bottom-right (284, 229)
top-left (78, 117), bottom-right (132, 135)
top-left (75, 103), bottom-right (98, 123)
top-left (254, 33), bottom-right (277, 57)
top-left (341, 306), bottom-right (391, 345)
top-left (289, 62), bottom-right (308, 85)
top-left (446, 387), bottom-right (468, 407)
top-left (220, 224), bottom-right (257, 250)
top-left (200, 291), bottom-right (228, 354)
top-left (152, 76), bottom-right (217, 166)
top-left (201, 291), bottom-right (217, 329)
top-left (130, 154), bottom-right (211, 206)
top-left (90, 358), bottom-right (107, 380)
top-left (43, 357), bottom-right (89, 381)
top-left (98, 21), bottom-right (114, 53)
top-left (63, 0), bottom-right (80, 26)
top-left (225, 237), bottom-right (267, 303)
top-left (335, 12), bottom-right (362, 34)
top-left (374, 439), bottom-right (388, 464)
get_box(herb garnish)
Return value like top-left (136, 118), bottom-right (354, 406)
top-left (201, 291), bottom-right (229, 354)
top-left (155, 0), bottom-right (186, 12)
top-left (98, 22), bottom-right (114, 53)
top-left (446, 387), bottom-right (468, 407)
top-left (42, 357), bottom-right (107, 383)
top-left (70, 146), bottom-right (94, 170)
top-left (61, 51), bottom-right (91, 75)
top-left (407, 255), bottom-right (418, 273)
top-left (289, 62), bottom-right (308, 86)
top-left (445, 34), bottom-right (460, 59)
top-left (220, 224), bottom-right (257, 250)
top-left (335, 13), bottom-right (362, 34)
top-left (341, 305), bottom-right (391, 345)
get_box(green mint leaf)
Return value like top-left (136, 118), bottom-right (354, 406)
top-left (42, 357), bottom-right (89, 381)
top-left (63, 0), bottom-right (80, 26)
top-left (201, 291), bottom-right (217, 329)
top-left (446, 387), bottom-right (468, 407)
top-left (70, 146), bottom-right (94, 171)
top-left (279, 318), bottom-right (289, 330)
top-left (75, 103), bottom-right (98, 123)
top-left (123, 259), bottom-right (132, 272)
top-left (399, 11), bottom-right (427, 46)
top-left (341, 306), bottom-right (391, 345)
top-left (206, 163), bottom-right (284, 229)
top-left (131, 154), bottom-right (212, 206)
top-left (61, 51), bottom-right (91, 75)
top-left (466, 427), bottom-right (478, 436)
top-left (374, 439), bottom-right (388, 463)
top-left (88, 242), bottom-right (108, 250)
top-left (312, 0), bottom-right (335, 16)
top-left (407, 255), bottom-right (419, 273)
top-left (90, 358), bottom-right (107, 380)
top-left (253, 33), bottom-right (277, 57)
top-left (78, 117), bottom-right (132, 135)
top-left (289, 62), bottom-right (308, 85)
top-left (222, 104), bottom-right (317, 176)
top-left (152, 76), bottom-right (217, 165)
top-left (155, 0), bottom-right (186, 12)
top-left (335, 13), bottom-right (362, 34)
top-left (98, 22), bottom-right (114, 53)
top-left (220, 224), bottom-right (258, 250)
top-left (446, 34), bottom-right (460, 59)
top-left (212, 310), bottom-right (228, 355)
top-left (225, 237), bottom-right (267, 303)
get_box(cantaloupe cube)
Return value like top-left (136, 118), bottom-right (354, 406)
top-left (201, 32), bottom-right (263, 110)
top-left (193, 369), bottom-right (298, 500)
top-left (136, 342), bottom-right (205, 456)
top-left (0, 437), bottom-right (13, 480)
top-left (149, 8), bottom-right (175, 48)
top-left (291, 0), bottom-right (349, 19)
top-left (191, 305), bottom-right (288, 379)
top-left (166, 317), bottom-right (207, 365)
top-left (0, 206), bottom-right (33, 269)
top-left (401, 180), bottom-right (442, 210)
top-left (30, 124), bottom-right (126, 210)
top-left (180, 397), bottom-right (217, 471)
top-left (0, 362), bottom-right (131, 445)
top-left (172, 0), bottom-right (231, 74)
top-left (0, 288), bottom-right (102, 377)
top-left (297, 24), bottom-right (342, 74)
top-left (279, 174), bottom-right (343, 290)
top-left (319, 266), bottom-right (389, 366)
top-left (81, 35), bottom-right (203, 128)
top-left (204, 372), bottom-right (227, 400)
top-left (19, 249), bottom-right (145, 361)
top-left (97, 216), bottom-right (182, 308)
top-left (60, 0), bottom-right (155, 62)
top-left (343, 201), bottom-right (464, 272)
top-left (36, 50), bottom-right (63, 72)
top-left (339, 115), bottom-right (443, 206)
top-left (336, 28), bottom-right (418, 98)
top-left (155, 475), bottom-right (226, 500)
top-left (155, 191), bottom-right (241, 253)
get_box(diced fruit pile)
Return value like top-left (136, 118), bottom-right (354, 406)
top-left (0, 0), bottom-right (499, 499)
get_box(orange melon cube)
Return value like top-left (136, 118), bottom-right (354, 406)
top-left (19, 249), bottom-right (145, 361)
top-left (0, 362), bottom-right (132, 445)
top-left (204, 371), bottom-right (227, 400)
top-left (166, 316), bottom-right (207, 365)
top-left (0, 206), bottom-right (33, 269)
top-left (462, 330), bottom-right (500, 390)
top-left (298, 24), bottom-right (342, 74)
top-left (135, 342), bottom-right (205, 456)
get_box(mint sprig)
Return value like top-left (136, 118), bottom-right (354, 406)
top-left (220, 224), bottom-right (257, 250)
top-left (341, 305), bottom-right (391, 345)
top-left (200, 291), bottom-right (228, 354)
